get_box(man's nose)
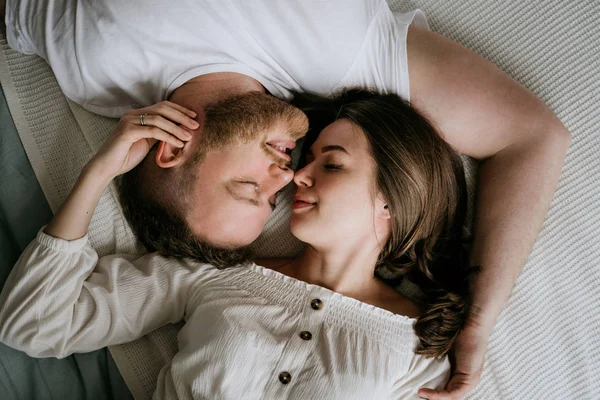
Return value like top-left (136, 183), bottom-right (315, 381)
top-left (293, 165), bottom-right (313, 187)
top-left (262, 163), bottom-right (293, 195)
top-left (270, 162), bottom-right (293, 181)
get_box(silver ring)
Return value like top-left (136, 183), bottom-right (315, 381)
top-left (140, 113), bottom-right (148, 126)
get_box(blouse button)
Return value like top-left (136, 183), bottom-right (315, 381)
top-left (299, 331), bottom-right (312, 341)
top-left (279, 371), bottom-right (292, 384)
top-left (310, 298), bottom-right (323, 310)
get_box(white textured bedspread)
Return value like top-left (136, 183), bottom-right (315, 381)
top-left (1, 0), bottom-right (598, 398)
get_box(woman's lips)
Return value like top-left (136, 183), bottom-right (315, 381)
top-left (292, 200), bottom-right (315, 210)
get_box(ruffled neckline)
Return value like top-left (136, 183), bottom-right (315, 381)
top-left (247, 262), bottom-right (417, 324)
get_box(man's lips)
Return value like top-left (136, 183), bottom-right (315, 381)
top-left (267, 140), bottom-right (296, 162)
top-left (268, 139), bottom-right (296, 152)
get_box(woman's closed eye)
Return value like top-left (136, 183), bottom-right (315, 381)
top-left (303, 148), bottom-right (343, 170)
top-left (323, 163), bottom-right (342, 171)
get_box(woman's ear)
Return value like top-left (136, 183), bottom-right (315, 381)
top-left (156, 141), bottom-right (186, 168)
top-left (376, 195), bottom-right (391, 219)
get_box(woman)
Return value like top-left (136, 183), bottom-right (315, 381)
top-left (0, 90), bottom-right (474, 399)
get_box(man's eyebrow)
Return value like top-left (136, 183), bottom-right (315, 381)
top-left (225, 183), bottom-right (260, 207)
top-left (308, 145), bottom-right (350, 156)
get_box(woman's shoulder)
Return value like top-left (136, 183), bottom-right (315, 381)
top-left (254, 258), bottom-right (294, 272)
top-left (370, 280), bottom-right (422, 319)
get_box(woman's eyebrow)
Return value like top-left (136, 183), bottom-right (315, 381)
top-left (307, 144), bottom-right (350, 156)
top-left (321, 145), bottom-right (349, 155)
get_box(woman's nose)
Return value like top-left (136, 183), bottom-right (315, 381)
top-left (293, 164), bottom-right (313, 187)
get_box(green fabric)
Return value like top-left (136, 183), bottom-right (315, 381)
top-left (0, 86), bottom-right (133, 400)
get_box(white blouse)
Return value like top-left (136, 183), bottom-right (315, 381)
top-left (0, 229), bottom-right (449, 399)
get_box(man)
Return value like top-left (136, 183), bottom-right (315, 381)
top-left (2, 0), bottom-right (570, 397)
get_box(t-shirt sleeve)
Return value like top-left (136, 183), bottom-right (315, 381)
top-left (391, 352), bottom-right (451, 398)
top-left (0, 228), bottom-right (211, 358)
top-left (4, 0), bottom-right (46, 56)
top-left (335, 8), bottom-right (429, 103)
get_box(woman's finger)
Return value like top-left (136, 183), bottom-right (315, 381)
top-left (417, 388), bottom-right (451, 400)
top-left (418, 377), bottom-right (473, 400)
top-left (157, 100), bottom-right (197, 118)
top-left (128, 126), bottom-right (185, 148)
top-left (135, 100), bottom-right (197, 119)
top-left (138, 114), bottom-right (193, 142)
top-left (141, 102), bottom-right (199, 130)
top-left (148, 127), bottom-right (185, 148)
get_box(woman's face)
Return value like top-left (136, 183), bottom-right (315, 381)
top-left (291, 119), bottom-right (389, 247)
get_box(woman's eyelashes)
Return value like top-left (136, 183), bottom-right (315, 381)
top-left (303, 151), bottom-right (343, 171)
top-left (304, 157), bottom-right (342, 171)
top-left (323, 163), bottom-right (342, 171)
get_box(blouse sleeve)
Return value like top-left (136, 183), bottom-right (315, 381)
top-left (0, 228), bottom-right (211, 358)
top-left (391, 352), bottom-right (451, 399)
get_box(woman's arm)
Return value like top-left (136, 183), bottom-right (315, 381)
top-left (45, 101), bottom-right (197, 240)
top-left (0, 101), bottom-right (200, 357)
top-left (0, 231), bottom-right (209, 358)
top-left (406, 26), bottom-right (571, 399)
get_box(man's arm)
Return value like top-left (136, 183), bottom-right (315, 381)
top-left (406, 26), bottom-right (571, 398)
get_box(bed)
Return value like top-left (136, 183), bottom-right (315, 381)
top-left (0, 0), bottom-right (598, 399)
top-left (0, 86), bottom-right (133, 398)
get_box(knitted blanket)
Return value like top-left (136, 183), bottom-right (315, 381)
top-left (1, 0), bottom-right (598, 398)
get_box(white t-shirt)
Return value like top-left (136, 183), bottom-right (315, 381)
top-left (5, 0), bottom-right (428, 117)
top-left (0, 229), bottom-right (450, 399)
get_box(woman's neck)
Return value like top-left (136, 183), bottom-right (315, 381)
top-left (279, 240), bottom-right (383, 299)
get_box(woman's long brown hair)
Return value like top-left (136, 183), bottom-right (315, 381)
top-left (293, 89), bottom-right (479, 358)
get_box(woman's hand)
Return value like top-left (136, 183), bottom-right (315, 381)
top-left (418, 313), bottom-right (491, 400)
top-left (44, 101), bottom-right (198, 241)
top-left (88, 101), bottom-right (199, 180)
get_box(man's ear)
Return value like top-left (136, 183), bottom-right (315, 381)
top-left (156, 141), bottom-right (186, 168)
